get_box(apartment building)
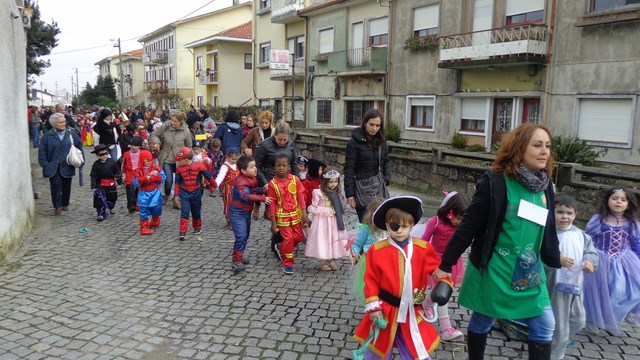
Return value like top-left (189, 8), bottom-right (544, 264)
top-left (138, 2), bottom-right (252, 109)
top-left (110, 49), bottom-right (145, 107)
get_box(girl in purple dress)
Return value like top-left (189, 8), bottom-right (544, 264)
top-left (583, 188), bottom-right (640, 335)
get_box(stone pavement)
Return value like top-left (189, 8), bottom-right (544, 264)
top-left (0, 148), bottom-right (639, 359)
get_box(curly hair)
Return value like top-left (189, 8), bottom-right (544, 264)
top-left (595, 188), bottom-right (639, 221)
top-left (492, 123), bottom-right (554, 177)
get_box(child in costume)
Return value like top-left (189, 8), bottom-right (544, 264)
top-left (268, 154), bottom-right (309, 275)
top-left (214, 146), bottom-right (241, 226)
top-left (353, 196), bottom-right (440, 359)
top-left (89, 144), bottom-right (121, 221)
top-left (121, 136), bottom-right (144, 214)
top-left (583, 188), bottom-right (640, 335)
top-left (546, 193), bottom-right (598, 359)
top-left (192, 141), bottom-right (212, 171)
top-left (81, 117), bottom-right (94, 146)
top-left (305, 167), bottom-right (350, 270)
top-left (419, 191), bottom-right (468, 341)
top-left (229, 155), bottom-right (273, 272)
top-left (148, 135), bottom-right (161, 165)
top-left (174, 147), bottom-right (215, 240)
top-left (351, 197), bottom-right (386, 304)
top-left (301, 159), bottom-right (327, 211)
top-left (132, 150), bottom-right (165, 235)
top-left (297, 156), bottom-right (309, 180)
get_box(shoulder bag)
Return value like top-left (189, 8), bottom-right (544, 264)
top-left (354, 146), bottom-right (389, 208)
top-left (66, 131), bottom-right (85, 168)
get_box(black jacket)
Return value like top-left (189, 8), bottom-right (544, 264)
top-left (343, 128), bottom-right (391, 199)
top-left (254, 136), bottom-right (299, 187)
top-left (94, 119), bottom-right (119, 146)
top-left (440, 171), bottom-right (561, 275)
top-left (90, 158), bottom-right (121, 189)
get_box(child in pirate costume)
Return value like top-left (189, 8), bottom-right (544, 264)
top-left (353, 196), bottom-right (441, 360)
top-left (90, 144), bottom-right (122, 221)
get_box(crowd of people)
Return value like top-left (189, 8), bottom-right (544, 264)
top-left (30, 104), bottom-right (640, 359)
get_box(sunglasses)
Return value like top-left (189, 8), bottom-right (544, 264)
top-left (98, 152), bottom-right (109, 156)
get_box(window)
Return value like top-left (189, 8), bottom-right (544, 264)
top-left (169, 35), bottom-right (174, 49)
top-left (260, 0), bottom-right (270, 10)
top-left (260, 99), bottom-right (270, 107)
top-left (413, 4), bottom-right (439, 37)
top-left (196, 56), bottom-right (203, 71)
top-left (346, 101), bottom-right (374, 126)
top-left (244, 53), bottom-right (252, 69)
top-left (460, 98), bottom-right (487, 133)
top-left (259, 42), bottom-right (271, 64)
top-left (577, 97), bottom-right (634, 147)
top-left (288, 36), bottom-right (304, 59)
top-left (213, 95), bottom-right (218, 107)
top-left (169, 66), bottom-right (174, 80)
top-left (318, 28), bottom-right (334, 54)
top-left (293, 100), bottom-right (304, 121)
top-left (274, 99), bottom-right (283, 120)
top-left (197, 96), bottom-right (203, 108)
top-left (407, 96), bottom-right (435, 130)
top-left (369, 17), bottom-right (389, 46)
top-left (317, 100), bottom-right (332, 124)
top-left (505, 0), bottom-right (544, 25)
top-left (590, 0), bottom-right (640, 12)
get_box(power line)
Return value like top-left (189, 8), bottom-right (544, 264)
top-left (174, 0), bottom-right (218, 22)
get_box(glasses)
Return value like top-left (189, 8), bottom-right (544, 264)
top-left (98, 152), bottom-right (109, 156)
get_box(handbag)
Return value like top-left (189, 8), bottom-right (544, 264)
top-left (66, 131), bottom-right (85, 168)
top-left (354, 146), bottom-right (389, 208)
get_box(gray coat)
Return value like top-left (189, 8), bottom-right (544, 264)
top-left (154, 121), bottom-right (193, 167)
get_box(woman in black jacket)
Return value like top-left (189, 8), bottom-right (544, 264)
top-left (433, 123), bottom-right (561, 360)
top-left (343, 108), bottom-right (391, 222)
top-left (93, 108), bottom-right (120, 160)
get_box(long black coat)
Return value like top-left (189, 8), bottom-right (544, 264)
top-left (343, 128), bottom-right (391, 201)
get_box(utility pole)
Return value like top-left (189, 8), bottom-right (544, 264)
top-left (74, 67), bottom-right (79, 100)
top-left (40, 82), bottom-right (43, 107)
top-left (70, 76), bottom-right (74, 100)
top-left (111, 38), bottom-right (124, 110)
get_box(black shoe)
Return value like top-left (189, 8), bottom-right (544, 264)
top-left (97, 214), bottom-right (104, 222)
top-left (231, 262), bottom-right (246, 272)
top-left (242, 258), bottom-right (250, 265)
top-left (179, 232), bottom-right (186, 241)
top-left (109, 209), bottom-right (116, 215)
top-left (193, 228), bottom-right (202, 235)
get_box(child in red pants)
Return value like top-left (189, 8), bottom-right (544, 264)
top-left (268, 154), bottom-right (309, 275)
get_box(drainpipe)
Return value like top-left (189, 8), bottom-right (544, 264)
top-left (384, 1), bottom-right (393, 128)
top-left (302, 13), bottom-right (309, 129)
top-left (541, 0), bottom-right (556, 126)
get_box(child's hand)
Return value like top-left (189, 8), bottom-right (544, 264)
top-left (369, 310), bottom-right (383, 321)
top-left (560, 255), bottom-right (575, 268)
top-left (264, 197), bottom-right (273, 205)
top-left (432, 268), bottom-right (451, 282)
top-left (351, 253), bottom-right (360, 264)
top-left (150, 170), bottom-right (158, 176)
top-left (583, 261), bottom-right (595, 273)
top-left (270, 224), bottom-right (279, 234)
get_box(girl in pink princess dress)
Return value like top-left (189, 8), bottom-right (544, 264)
top-left (421, 191), bottom-right (468, 341)
top-left (305, 167), bottom-right (350, 271)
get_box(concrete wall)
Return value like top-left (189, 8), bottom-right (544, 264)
top-left (219, 41), bottom-right (253, 106)
top-left (253, 3), bottom-right (285, 103)
top-left (0, 0), bottom-right (34, 262)
top-left (548, 2), bottom-right (640, 165)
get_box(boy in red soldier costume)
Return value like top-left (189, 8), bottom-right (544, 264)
top-left (132, 150), bottom-right (165, 235)
top-left (353, 196), bottom-right (441, 359)
top-left (268, 154), bottom-right (309, 275)
top-left (174, 147), bottom-right (214, 240)
top-left (121, 136), bottom-right (144, 214)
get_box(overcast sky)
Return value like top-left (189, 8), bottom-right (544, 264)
top-left (34, 0), bottom-right (249, 98)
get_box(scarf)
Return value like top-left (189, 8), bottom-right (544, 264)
top-left (325, 190), bottom-right (345, 230)
top-left (515, 163), bottom-right (549, 193)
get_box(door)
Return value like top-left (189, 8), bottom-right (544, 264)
top-left (350, 22), bottom-right (364, 66)
top-left (472, 0), bottom-right (493, 47)
top-left (522, 98), bottom-right (541, 124)
top-left (491, 98), bottom-right (513, 145)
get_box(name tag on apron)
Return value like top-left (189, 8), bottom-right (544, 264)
top-left (517, 199), bottom-right (548, 226)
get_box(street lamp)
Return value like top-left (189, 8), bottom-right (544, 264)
top-left (110, 38), bottom-right (124, 110)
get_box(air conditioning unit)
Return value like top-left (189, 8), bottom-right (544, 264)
top-left (15, 0), bottom-right (25, 7)
top-left (21, 6), bottom-right (32, 29)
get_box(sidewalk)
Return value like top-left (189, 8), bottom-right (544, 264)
top-left (0, 147), bottom-right (637, 359)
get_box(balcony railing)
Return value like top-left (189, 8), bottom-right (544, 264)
top-left (198, 70), bottom-right (218, 85)
top-left (144, 80), bottom-right (168, 94)
top-left (143, 50), bottom-right (168, 65)
top-left (439, 24), bottom-right (548, 67)
top-left (271, 0), bottom-right (304, 23)
top-left (326, 47), bottom-right (387, 74)
top-left (270, 59), bottom-right (305, 80)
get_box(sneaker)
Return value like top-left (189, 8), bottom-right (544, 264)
top-left (54, 208), bottom-right (62, 215)
top-left (282, 266), bottom-right (294, 275)
top-left (97, 214), bottom-right (104, 222)
top-left (179, 232), bottom-right (186, 241)
top-left (61, 206), bottom-right (69, 211)
top-left (566, 339), bottom-right (576, 348)
top-left (273, 244), bottom-right (283, 261)
top-left (441, 327), bottom-right (464, 341)
top-left (109, 209), bottom-right (116, 215)
top-left (328, 260), bottom-right (338, 270)
top-left (320, 262), bottom-right (332, 271)
top-left (231, 262), bottom-right (245, 272)
top-left (193, 228), bottom-right (202, 235)
top-left (242, 258), bottom-right (250, 265)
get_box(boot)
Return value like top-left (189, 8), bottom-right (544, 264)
top-left (180, 218), bottom-right (189, 234)
top-left (173, 197), bottom-right (181, 210)
top-left (192, 218), bottom-right (202, 234)
top-left (140, 220), bottom-right (154, 235)
top-left (149, 216), bottom-right (161, 228)
top-left (528, 341), bottom-right (551, 360)
top-left (466, 330), bottom-right (488, 360)
top-left (252, 204), bottom-right (260, 220)
top-left (162, 195), bottom-right (169, 205)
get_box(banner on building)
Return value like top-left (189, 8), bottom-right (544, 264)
top-left (270, 50), bottom-right (290, 70)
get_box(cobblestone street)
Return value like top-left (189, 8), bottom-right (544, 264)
top-left (0, 148), bottom-right (639, 359)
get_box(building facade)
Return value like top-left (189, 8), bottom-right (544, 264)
top-left (111, 49), bottom-right (145, 108)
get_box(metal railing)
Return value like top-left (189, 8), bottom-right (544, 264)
top-left (347, 47), bottom-right (371, 66)
top-left (198, 71), bottom-right (218, 85)
top-left (440, 24), bottom-right (548, 50)
top-left (271, 0), bottom-right (304, 17)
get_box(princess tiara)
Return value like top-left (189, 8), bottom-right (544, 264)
top-left (323, 169), bottom-right (341, 179)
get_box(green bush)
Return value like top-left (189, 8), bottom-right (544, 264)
top-left (466, 144), bottom-right (486, 152)
top-left (386, 121), bottom-right (401, 142)
top-left (551, 136), bottom-right (600, 166)
top-left (450, 132), bottom-right (468, 149)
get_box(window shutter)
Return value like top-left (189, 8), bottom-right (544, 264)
top-left (410, 97), bottom-right (435, 107)
top-left (462, 98), bottom-right (486, 119)
top-left (414, 4), bottom-right (439, 31)
top-left (319, 28), bottom-right (334, 53)
top-left (505, 0), bottom-right (544, 16)
top-left (578, 98), bottom-right (632, 144)
top-left (369, 17), bottom-right (388, 37)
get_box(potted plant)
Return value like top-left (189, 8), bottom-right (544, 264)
top-left (403, 36), bottom-right (438, 51)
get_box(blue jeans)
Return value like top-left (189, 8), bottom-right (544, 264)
top-left (108, 145), bottom-right (118, 161)
top-left (468, 306), bottom-right (555, 342)
top-left (32, 124), bottom-right (41, 147)
top-left (49, 171), bottom-right (72, 209)
top-left (163, 162), bottom-right (176, 197)
top-left (179, 188), bottom-right (202, 220)
top-left (229, 206), bottom-right (252, 252)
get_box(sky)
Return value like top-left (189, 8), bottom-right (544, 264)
top-left (34, 0), bottom-right (249, 99)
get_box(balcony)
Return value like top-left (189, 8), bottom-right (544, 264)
top-left (143, 50), bottom-right (168, 65)
top-left (270, 59), bottom-right (305, 81)
top-left (271, 0), bottom-right (304, 24)
top-left (198, 70), bottom-right (219, 85)
top-left (144, 80), bottom-right (168, 94)
top-left (438, 24), bottom-right (548, 69)
top-left (326, 47), bottom-right (387, 77)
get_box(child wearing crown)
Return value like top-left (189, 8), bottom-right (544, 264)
top-left (305, 167), bottom-right (350, 271)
